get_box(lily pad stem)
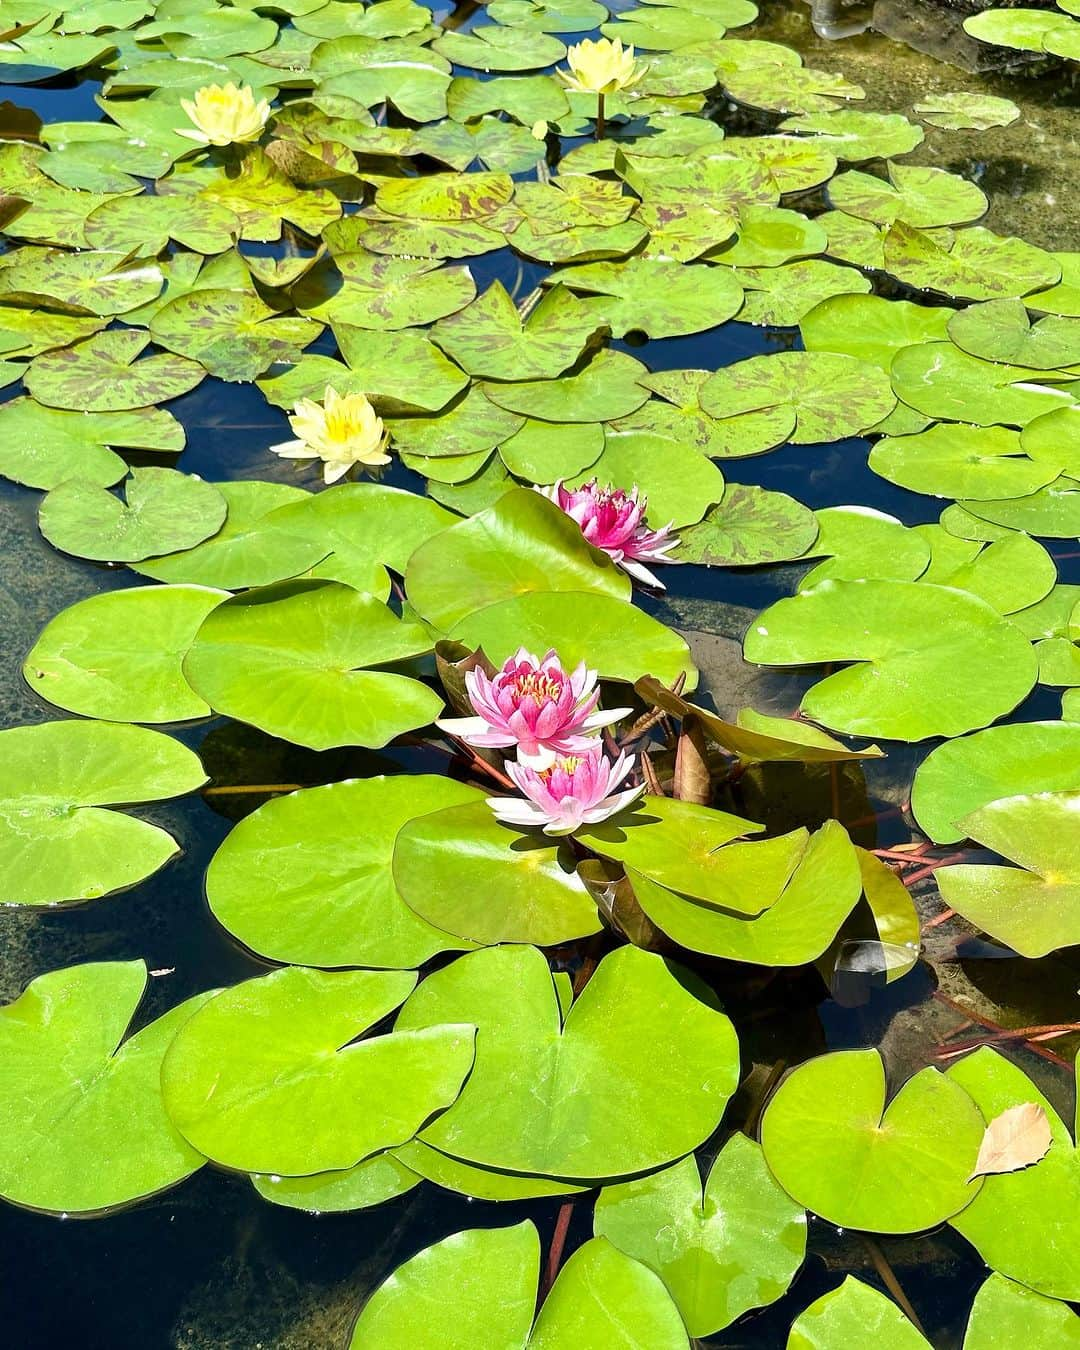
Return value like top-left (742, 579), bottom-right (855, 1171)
top-left (595, 91), bottom-right (606, 142)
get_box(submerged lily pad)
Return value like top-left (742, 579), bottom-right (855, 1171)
top-left (24, 585), bottom-right (224, 723)
top-left (745, 580), bottom-right (1038, 740)
top-left (183, 580), bottom-right (442, 750)
top-left (0, 719), bottom-right (206, 906)
top-left (0, 962), bottom-right (210, 1213)
top-left (38, 468), bottom-right (226, 563)
top-left (161, 966), bottom-right (475, 1175)
top-left (396, 944), bottom-right (739, 1180)
top-left (594, 1135), bottom-right (806, 1338)
top-left (207, 776), bottom-right (482, 969)
top-left (761, 1049), bottom-right (984, 1232)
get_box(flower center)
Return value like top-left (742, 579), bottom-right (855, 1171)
top-left (510, 671), bottom-right (564, 703)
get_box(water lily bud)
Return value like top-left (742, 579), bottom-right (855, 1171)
top-left (178, 82), bottom-right (271, 148)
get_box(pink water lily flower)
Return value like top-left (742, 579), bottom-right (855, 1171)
top-left (489, 747), bottom-right (643, 836)
top-left (538, 480), bottom-right (681, 589)
top-left (437, 647), bottom-right (631, 770)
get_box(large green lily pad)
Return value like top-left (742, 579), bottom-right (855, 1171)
top-left (481, 348), bottom-right (650, 423)
top-left (884, 222), bottom-right (1061, 301)
top-left (0, 719), bottom-right (206, 906)
top-left (26, 328), bottom-right (205, 411)
top-left (963, 1274), bottom-right (1080, 1350)
top-left (594, 1135), bottom-right (806, 1338)
top-left (161, 965), bottom-right (475, 1175)
top-left (746, 580), bottom-right (1037, 740)
top-left (890, 343), bottom-right (1073, 428)
top-left (798, 506), bottom-right (930, 587)
top-left (0, 961), bottom-right (210, 1213)
top-left (556, 258), bottom-right (745, 339)
top-left (869, 425), bottom-right (1057, 500)
top-left (761, 1049), bottom-right (985, 1232)
top-left (206, 776), bottom-right (482, 969)
top-left (182, 580), bottom-right (442, 750)
top-left (677, 485), bottom-right (820, 567)
top-left (396, 944), bottom-right (739, 1180)
top-left (24, 584), bottom-right (224, 723)
top-left (948, 297), bottom-right (1080, 369)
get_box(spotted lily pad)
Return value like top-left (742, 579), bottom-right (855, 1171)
top-left (677, 484), bottom-right (819, 566)
top-left (913, 92), bottom-right (1020, 131)
top-left (948, 297), bottom-right (1080, 369)
top-left (182, 579), bottom-right (443, 750)
top-left (150, 288), bottom-right (321, 383)
top-left (761, 1049), bottom-right (985, 1232)
top-left (828, 162), bottom-right (987, 229)
top-left (0, 962), bottom-right (210, 1213)
top-left (556, 258), bottom-right (745, 339)
top-left (161, 965), bottom-right (475, 1175)
top-left (884, 222), bottom-right (1061, 301)
top-left (745, 579), bottom-right (1038, 740)
top-left (26, 329), bottom-right (205, 412)
top-left (0, 719), bottom-right (206, 906)
top-left (396, 943), bottom-right (739, 1180)
top-left (480, 348), bottom-right (650, 424)
top-left (0, 248), bottom-right (164, 317)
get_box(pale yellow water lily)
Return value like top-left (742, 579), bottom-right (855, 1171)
top-left (558, 37), bottom-right (643, 96)
top-left (177, 83), bottom-right (271, 147)
top-left (270, 386), bottom-right (391, 484)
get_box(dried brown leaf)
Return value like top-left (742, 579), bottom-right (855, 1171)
top-left (967, 1101), bottom-right (1053, 1182)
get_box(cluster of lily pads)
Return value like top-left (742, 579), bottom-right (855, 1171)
top-left (1, 0), bottom-right (1080, 1343)
top-left (964, 2), bottom-right (1080, 64)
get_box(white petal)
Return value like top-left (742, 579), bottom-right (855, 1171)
top-left (620, 558), bottom-right (665, 589)
top-left (517, 745), bottom-right (558, 771)
top-left (436, 716), bottom-right (494, 739)
top-left (487, 797), bottom-right (548, 827)
top-left (582, 706), bottom-right (633, 730)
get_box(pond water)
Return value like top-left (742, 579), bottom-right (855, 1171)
top-left (1, 1), bottom-right (1079, 1346)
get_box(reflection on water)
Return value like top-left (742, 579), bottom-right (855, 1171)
top-left (1, 1), bottom-right (1079, 1346)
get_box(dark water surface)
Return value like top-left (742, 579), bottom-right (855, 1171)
top-left (2, 3), bottom-right (1079, 1346)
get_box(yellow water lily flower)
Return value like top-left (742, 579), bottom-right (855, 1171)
top-left (270, 386), bottom-right (391, 484)
top-left (558, 37), bottom-right (643, 96)
top-left (177, 83), bottom-right (271, 147)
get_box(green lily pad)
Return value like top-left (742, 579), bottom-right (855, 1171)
top-left (182, 579), bottom-right (443, 750)
top-left (450, 590), bottom-right (697, 691)
top-left (161, 965), bottom-right (475, 1175)
top-left (963, 1274), bottom-right (1080, 1350)
top-left (727, 258), bottom-right (871, 327)
top-left (710, 206), bottom-right (827, 268)
top-left (628, 818), bottom-right (869, 965)
top-left (869, 424), bottom-right (1057, 500)
top-left (948, 297), bottom-right (1080, 368)
top-left (778, 109), bottom-right (925, 161)
top-left (132, 480), bottom-right (326, 588)
top-left (38, 467), bottom-right (226, 564)
top-left (349, 1222), bottom-right (690, 1348)
top-left (948, 1048), bottom-right (1080, 1302)
top-left (798, 506), bottom-right (930, 587)
top-left (207, 776), bottom-right (483, 968)
top-left (150, 287), bottom-right (321, 383)
top-left (677, 485), bottom-right (820, 566)
top-left (828, 162), bottom-right (987, 228)
top-left (1027, 251), bottom-right (1080, 317)
top-left (498, 418), bottom-right (605, 482)
top-left (745, 579), bottom-right (1038, 740)
top-left (0, 961), bottom-right (210, 1213)
top-left (912, 721), bottom-right (1080, 844)
top-left (294, 252), bottom-right (476, 332)
top-left (962, 8), bottom-right (1070, 53)
top-left (310, 36), bottom-right (451, 122)
top-left (481, 348), bottom-right (650, 423)
top-left (917, 529), bottom-right (1055, 615)
top-left (700, 352), bottom-right (896, 444)
top-left (761, 1049), bottom-right (984, 1232)
top-left (723, 64), bottom-right (864, 116)
top-left (1021, 406), bottom-right (1080, 481)
top-left (430, 281), bottom-right (602, 381)
top-left (83, 193), bottom-right (241, 256)
top-left (396, 944), bottom-right (739, 1180)
top-left (24, 584), bottom-right (225, 723)
top-left (913, 92), bottom-right (1020, 131)
top-left (26, 329), bottom-right (205, 412)
top-left (405, 487), bottom-right (630, 631)
top-left (375, 170), bottom-right (512, 222)
top-left (788, 1277), bottom-right (931, 1349)
top-left (603, 5), bottom-right (732, 50)
top-left (0, 305), bottom-right (105, 358)
top-left (959, 482), bottom-right (1080, 537)
top-left (890, 343), bottom-right (1073, 428)
top-left (0, 397), bottom-right (184, 490)
top-left (936, 790), bottom-right (1080, 957)
top-left (388, 389), bottom-right (525, 462)
top-left (252, 1153), bottom-right (422, 1215)
top-left (432, 25), bottom-right (566, 72)
top-left (594, 1135), bottom-right (806, 1338)
top-left (0, 247), bottom-right (164, 317)
top-left (556, 258), bottom-right (745, 338)
top-left (0, 719), bottom-right (206, 906)
top-left (392, 801), bottom-right (602, 946)
top-left (394, 1138), bottom-right (584, 1203)
top-left (801, 293), bottom-right (953, 371)
top-left (883, 222), bottom-right (1061, 301)
top-left (446, 72), bottom-right (570, 124)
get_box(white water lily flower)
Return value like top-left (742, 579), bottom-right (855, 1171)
top-left (270, 386), bottom-right (390, 484)
top-left (177, 83), bottom-right (271, 147)
top-left (558, 37), bottom-right (643, 96)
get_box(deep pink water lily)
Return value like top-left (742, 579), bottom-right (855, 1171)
top-left (488, 747), bottom-right (643, 836)
top-left (437, 647), bottom-right (630, 770)
top-left (538, 480), bottom-right (680, 589)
